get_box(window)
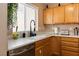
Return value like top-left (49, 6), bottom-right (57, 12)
top-left (17, 4), bottom-right (25, 32)
top-left (13, 3), bottom-right (38, 32)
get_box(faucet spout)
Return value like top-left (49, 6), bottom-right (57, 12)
top-left (30, 20), bottom-right (36, 37)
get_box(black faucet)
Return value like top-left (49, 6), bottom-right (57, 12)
top-left (30, 20), bottom-right (36, 37)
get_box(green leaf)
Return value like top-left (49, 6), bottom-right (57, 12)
top-left (8, 3), bottom-right (18, 26)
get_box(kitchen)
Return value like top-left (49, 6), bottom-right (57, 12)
top-left (0, 3), bottom-right (79, 56)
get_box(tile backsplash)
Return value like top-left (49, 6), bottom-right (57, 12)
top-left (8, 24), bottom-right (79, 40)
top-left (45, 24), bottom-right (79, 35)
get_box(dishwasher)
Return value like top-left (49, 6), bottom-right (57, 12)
top-left (7, 43), bottom-right (35, 56)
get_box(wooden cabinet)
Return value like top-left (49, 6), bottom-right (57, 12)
top-left (61, 37), bottom-right (78, 43)
top-left (35, 43), bottom-right (52, 56)
top-left (35, 46), bottom-right (43, 56)
top-left (65, 4), bottom-right (79, 23)
top-left (53, 6), bottom-right (65, 24)
top-left (44, 8), bottom-right (53, 24)
top-left (61, 41), bottom-right (78, 48)
top-left (35, 37), bottom-right (52, 56)
top-left (61, 37), bottom-right (79, 56)
top-left (62, 50), bottom-right (79, 56)
top-left (35, 36), bottom-right (79, 56)
top-left (43, 43), bottom-right (52, 56)
top-left (51, 37), bottom-right (61, 55)
top-left (62, 46), bottom-right (79, 52)
top-left (44, 4), bottom-right (79, 24)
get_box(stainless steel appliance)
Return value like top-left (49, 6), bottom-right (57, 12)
top-left (59, 29), bottom-right (70, 35)
top-left (7, 43), bottom-right (35, 56)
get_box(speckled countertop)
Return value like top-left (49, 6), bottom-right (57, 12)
top-left (8, 32), bottom-right (79, 51)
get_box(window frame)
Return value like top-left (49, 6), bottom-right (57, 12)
top-left (13, 3), bottom-right (38, 32)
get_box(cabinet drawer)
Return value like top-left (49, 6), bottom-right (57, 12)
top-left (61, 38), bottom-right (78, 43)
top-left (61, 41), bottom-right (78, 48)
top-left (62, 50), bottom-right (79, 56)
top-left (61, 46), bottom-right (79, 52)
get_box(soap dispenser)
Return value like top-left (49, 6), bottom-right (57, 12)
top-left (22, 32), bottom-right (26, 38)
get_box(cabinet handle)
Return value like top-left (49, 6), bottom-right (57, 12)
top-left (39, 50), bottom-right (42, 54)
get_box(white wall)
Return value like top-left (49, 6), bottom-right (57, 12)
top-left (0, 4), bottom-right (7, 56)
top-left (32, 3), bottom-right (46, 31)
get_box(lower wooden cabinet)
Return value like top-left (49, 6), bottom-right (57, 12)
top-left (35, 44), bottom-right (51, 56)
top-left (51, 36), bottom-right (61, 55)
top-left (35, 37), bottom-right (52, 56)
top-left (62, 46), bottom-right (79, 52)
top-left (43, 43), bottom-right (52, 56)
top-left (35, 46), bottom-right (43, 56)
top-left (61, 41), bottom-right (78, 48)
top-left (61, 37), bottom-right (79, 56)
top-left (61, 37), bottom-right (78, 43)
top-left (35, 36), bottom-right (79, 56)
top-left (62, 50), bottom-right (79, 56)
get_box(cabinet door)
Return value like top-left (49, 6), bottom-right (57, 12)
top-left (61, 37), bottom-right (79, 56)
top-left (61, 37), bottom-right (78, 43)
top-left (35, 47), bottom-right (43, 56)
top-left (53, 6), bottom-right (65, 24)
top-left (51, 37), bottom-right (61, 55)
top-left (35, 37), bottom-right (52, 56)
top-left (65, 4), bottom-right (79, 23)
top-left (44, 8), bottom-right (53, 24)
top-left (43, 43), bottom-right (52, 56)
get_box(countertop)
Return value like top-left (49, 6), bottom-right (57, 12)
top-left (8, 33), bottom-right (52, 50)
top-left (8, 33), bottom-right (79, 51)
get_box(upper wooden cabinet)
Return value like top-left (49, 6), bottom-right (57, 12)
top-left (44, 8), bottom-right (53, 24)
top-left (44, 4), bottom-right (79, 24)
top-left (53, 6), bottom-right (65, 24)
top-left (65, 4), bottom-right (79, 23)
